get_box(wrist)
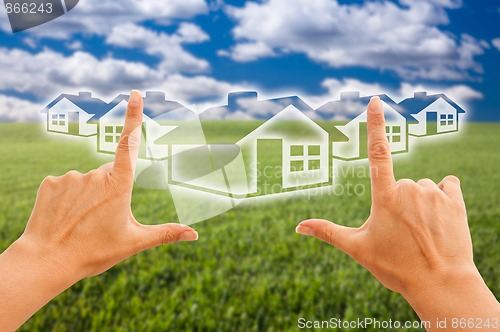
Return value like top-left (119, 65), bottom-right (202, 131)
top-left (401, 263), bottom-right (498, 325)
top-left (0, 236), bottom-right (79, 331)
top-left (11, 235), bottom-right (80, 291)
top-left (401, 263), bottom-right (482, 302)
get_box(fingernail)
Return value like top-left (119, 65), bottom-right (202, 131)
top-left (368, 96), bottom-right (382, 113)
top-left (129, 90), bottom-right (142, 106)
top-left (296, 224), bottom-right (314, 236)
top-left (179, 230), bottom-right (198, 242)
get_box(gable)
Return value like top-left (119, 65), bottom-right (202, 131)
top-left (101, 100), bottom-right (152, 122)
top-left (240, 105), bottom-right (327, 143)
top-left (346, 101), bottom-right (405, 123)
top-left (48, 97), bottom-right (86, 114)
top-left (420, 98), bottom-right (457, 114)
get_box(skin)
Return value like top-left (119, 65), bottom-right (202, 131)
top-left (0, 93), bottom-right (498, 331)
top-left (296, 96), bottom-right (500, 331)
top-left (0, 91), bottom-right (198, 332)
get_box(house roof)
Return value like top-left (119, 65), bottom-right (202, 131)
top-left (201, 91), bottom-right (316, 120)
top-left (316, 93), bottom-right (413, 121)
top-left (42, 91), bottom-right (185, 122)
top-left (88, 92), bottom-right (185, 121)
top-left (41, 93), bottom-right (110, 118)
top-left (200, 92), bottom-right (349, 144)
top-left (398, 93), bottom-right (466, 117)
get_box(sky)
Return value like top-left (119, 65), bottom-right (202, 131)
top-left (0, 0), bottom-right (498, 122)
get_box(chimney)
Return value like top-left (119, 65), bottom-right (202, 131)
top-left (414, 91), bottom-right (427, 98)
top-left (145, 91), bottom-right (166, 101)
top-left (340, 91), bottom-right (360, 101)
top-left (228, 91), bottom-right (258, 111)
top-left (78, 91), bottom-right (92, 99)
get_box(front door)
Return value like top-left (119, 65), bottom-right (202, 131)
top-left (68, 112), bottom-right (79, 135)
top-left (426, 112), bottom-right (438, 135)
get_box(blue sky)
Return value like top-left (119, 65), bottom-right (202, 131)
top-left (0, 0), bottom-right (498, 121)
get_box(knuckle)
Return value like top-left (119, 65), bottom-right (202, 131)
top-left (41, 175), bottom-right (58, 188)
top-left (368, 141), bottom-right (391, 161)
top-left (444, 175), bottom-right (460, 185)
top-left (128, 132), bottom-right (140, 147)
top-left (417, 178), bottom-right (435, 186)
top-left (118, 134), bottom-right (139, 151)
top-left (117, 135), bottom-right (130, 151)
top-left (396, 178), bottom-right (415, 187)
top-left (396, 179), bottom-right (420, 194)
top-left (317, 227), bottom-right (335, 245)
top-left (159, 230), bottom-right (178, 245)
top-left (64, 170), bottom-right (81, 180)
top-left (370, 112), bottom-right (385, 127)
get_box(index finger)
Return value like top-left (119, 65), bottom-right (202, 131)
top-left (112, 90), bottom-right (144, 183)
top-left (367, 96), bottom-right (396, 198)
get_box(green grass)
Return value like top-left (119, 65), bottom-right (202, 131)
top-left (0, 123), bottom-right (499, 332)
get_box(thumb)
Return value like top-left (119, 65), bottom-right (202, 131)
top-left (296, 219), bottom-right (360, 258)
top-left (135, 223), bottom-right (198, 251)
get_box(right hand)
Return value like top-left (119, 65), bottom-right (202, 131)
top-left (297, 96), bottom-right (477, 296)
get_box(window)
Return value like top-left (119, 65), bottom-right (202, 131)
top-left (440, 114), bottom-right (446, 126)
top-left (51, 113), bottom-right (66, 126)
top-left (386, 125), bottom-right (402, 143)
top-left (447, 114), bottom-right (454, 126)
top-left (104, 125), bottom-right (123, 144)
top-left (290, 145), bottom-right (303, 156)
top-left (440, 113), bottom-right (454, 126)
top-left (289, 144), bottom-right (321, 172)
top-left (290, 160), bottom-right (303, 172)
top-left (308, 145), bottom-right (321, 155)
top-left (308, 159), bottom-right (321, 170)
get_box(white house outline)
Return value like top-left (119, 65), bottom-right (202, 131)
top-left (42, 91), bottom-right (466, 199)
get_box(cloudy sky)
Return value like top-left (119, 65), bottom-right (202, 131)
top-left (0, 0), bottom-right (498, 121)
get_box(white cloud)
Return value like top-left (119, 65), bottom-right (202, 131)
top-left (106, 23), bottom-right (210, 74)
top-left (398, 82), bottom-right (483, 104)
top-left (300, 78), bottom-right (482, 120)
top-left (158, 74), bottom-right (250, 103)
top-left (0, 47), bottom-right (244, 101)
top-left (218, 42), bottom-right (276, 62)
top-left (314, 78), bottom-right (482, 105)
top-left (492, 38), bottom-right (500, 52)
top-left (0, 0), bottom-right (208, 39)
top-left (0, 0), bottom-right (216, 101)
top-left (0, 94), bottom-right (43, 122)
top-left (222, 0), bottom-right (486, 80)
top-left (66, 40), bottom-right (83, 50)
top-left (0, 47), bottom-right (161, 97)
top-left (0, 11), bottom-right (246, 102)
top-left (401, 0), bottom-right (462, 9)
top-left (23, 38), bottom-right (37, 49)
top-left (0, 47), bottom-right (250, 121)
top-left (176, 23), bottom-right (210, 43)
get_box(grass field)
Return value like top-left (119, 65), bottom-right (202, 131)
top-left (0, 122), bottom-right (499, 331)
